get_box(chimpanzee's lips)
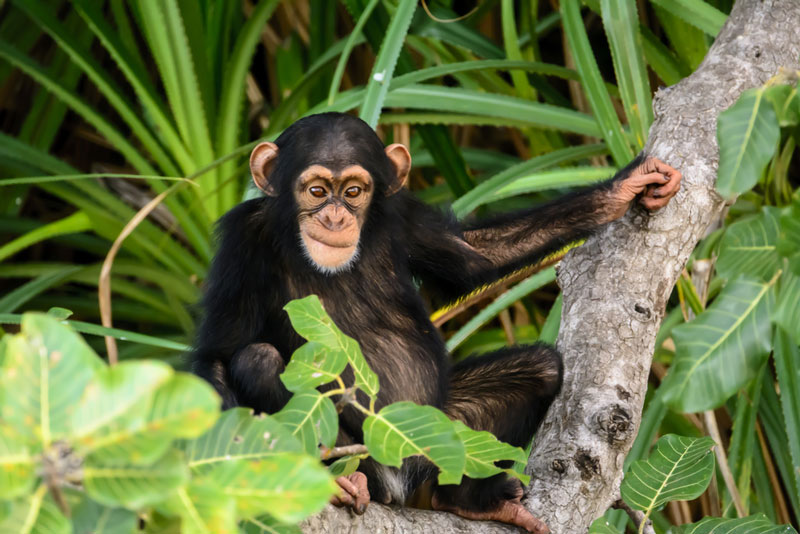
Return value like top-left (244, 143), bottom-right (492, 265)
top-left (305, 231), bottom-right (357, 249)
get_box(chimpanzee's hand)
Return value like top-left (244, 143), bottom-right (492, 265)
top-left (607, 157), bottom-right (682, 220)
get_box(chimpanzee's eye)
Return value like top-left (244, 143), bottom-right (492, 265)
top-left (344, 186), bottom-right (362, 198)
top-left (309, 186), bottom-right (327, 198)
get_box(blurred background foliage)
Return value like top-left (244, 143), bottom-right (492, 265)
top-left (0, 0), bottom-right (798, 531)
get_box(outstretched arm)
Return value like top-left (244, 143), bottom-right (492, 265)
top-left (406, 156), bottom-right (681, 304)
top-left (461, 156), bottom-right (681, 270)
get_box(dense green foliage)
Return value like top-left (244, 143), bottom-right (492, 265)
top-left (1, 0), bottom-right (799, 533)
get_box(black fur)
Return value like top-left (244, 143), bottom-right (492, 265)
top-left (192, 112), bottom-right (641, 511)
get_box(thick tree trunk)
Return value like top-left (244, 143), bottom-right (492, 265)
top-left (303, 1), bottom-right (800, 532)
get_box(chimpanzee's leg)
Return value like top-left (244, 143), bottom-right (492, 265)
top-left (432, 343), bottom-right (563, 534)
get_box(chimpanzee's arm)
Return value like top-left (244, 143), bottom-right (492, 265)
top-left (406, 156), bottom-right (681, 303)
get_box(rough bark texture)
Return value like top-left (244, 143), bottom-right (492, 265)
top-left (524, 0), bottom-right (800, 532)
top-left (303, 1), bottom-right (800, 532)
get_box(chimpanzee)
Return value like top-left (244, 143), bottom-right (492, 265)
top-left (191, 112), bottom-right (681, 533)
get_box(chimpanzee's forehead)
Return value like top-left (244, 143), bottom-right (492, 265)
top-left (281, 116), bottom-right (386, 174)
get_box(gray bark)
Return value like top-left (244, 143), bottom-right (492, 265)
top-left (303, 1), bottom-right (800, 532)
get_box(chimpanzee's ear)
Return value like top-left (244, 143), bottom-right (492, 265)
top-left (250, 142), bottom-right (279, 196)
top-left (384, 143), bottom-right (411, 196)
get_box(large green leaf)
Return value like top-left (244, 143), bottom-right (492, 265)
top-left (83, 449), bottom-right (188, 509)
top-left (363, 401), bottom-right (465, 485)
top-left (83, 374), bottom-right (220, 465)
top-left (681, 514), bottom-right (797, 534)
top-left (205, 453), bottom-right (336, 523)
top-left (273, 389), bottom-right (338, 455)
top-left (283, 296), bottom-right (379, 400)
top-left (181, 408), bottom-right (302, 475)
top-left (717, 207), bottom-right (781, 282)
top-left (0, 431), bottom-right (35, 500)
top-left (0, 313), bottom-right (103, 448)
top-left (453, 420), bottom-right (529, 484)
top-left (662, 276), bottom-right (776, 413)
top-left (71, 360), bottom-right (173, 440)
top-left (621, 435), bottom-right (715, 514)
top-left (280, 341), bottom-right (347, 393)
top-left (716, 87), bottom-right (780, 198)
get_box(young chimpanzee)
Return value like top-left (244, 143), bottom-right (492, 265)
top-left (191, 112), bottom-right (681, 533)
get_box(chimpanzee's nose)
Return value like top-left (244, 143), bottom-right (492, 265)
top-left (320, 206), bottom-right (347, 231)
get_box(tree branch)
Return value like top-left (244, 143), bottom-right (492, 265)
top-left (303, 1), bottom-right (800, 532)
top-left (524, 1), bottom-right (800, 532)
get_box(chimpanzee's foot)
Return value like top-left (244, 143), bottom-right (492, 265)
top-left (330, 472), bottom-right (370, 514)
top-left (431, 483), bottom-right (549, 534)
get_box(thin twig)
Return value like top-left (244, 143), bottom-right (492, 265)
top-left (320, 444), bottom-right (369, 460)
top-left (703, 410), bottom-right (746, 517)
top-left (99, 187), bottom-right (174, 364)
top-left (613, 499), bottom-right (655, 534)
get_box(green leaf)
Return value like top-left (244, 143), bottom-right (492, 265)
top-left (778, 197), bottom-right (800, 275)
top-left (281, 341), bottom-right (347, 393)
top-left (273, 389), bottom-right (338, 455)
top-left (359, 0), bottom-right (416, 128)
top-left (328, 455), bottom-right (362, 478)
top-left (764, 84), bottom-right (800, 127)
top-left (84, 374), bottom-right (220, 465)
top-left (561, 0), bottom-right (633, 165)
top-left (447, 268), bottom-right (557, 351)
top-left (773, 326), bottom-right (800, 507)
top-left (160, 483), bottom-right (237, 534)
top-left (621, 434), bottom-right (715, 513)
top-left (83, 449), bottom-right (189, 509)
top-left (716, 87), bottom-right (780, 198)
top-left (0, 431), bottom-right (35, 500)
top-left (205, 453), bottom-right (336, 523)
top-left (0, 313), bottom-right (103, 448)
top-left (181, 408), bottom-right (302, 474)
top-left (0, 314), bottom-right (191, 352)
top-left (71, 498), bottom-right (138, 534)
top-left (284, 295), bottom-right (379, 400)
top-left (0, 211), bottom-right (90, 263)
top-left (453, 420), bottom-right (529, 484)
top-left (0, 488), bottom-right (70, 534)
top-left (485, 167), bottom-right (616, 206)
top-left (242, 516), bottom-right (302, 534)
top-left (773, 272), bottom-right (800, 345)
top-left (663, 276), bottom-right (777, 413)
top-left (649, 0), bottom-right (726, 37)
top-left (601, 0), bottom-right (653, 148)
top-left (72, 360), bottom-right (173, 441)
top-left (363, 401), bottom-right (465, 485)
top-left (589, 514), bottom-right (625, 534)
top-left (451, 144), bottom-right (608, 217)
top-left (681, 514), bottom-right (797, 534)
top-left (717, 207), bottom-right (782, 282)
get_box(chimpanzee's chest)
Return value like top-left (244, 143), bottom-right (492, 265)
top-left (284, 268), bottom-right (447, 408)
